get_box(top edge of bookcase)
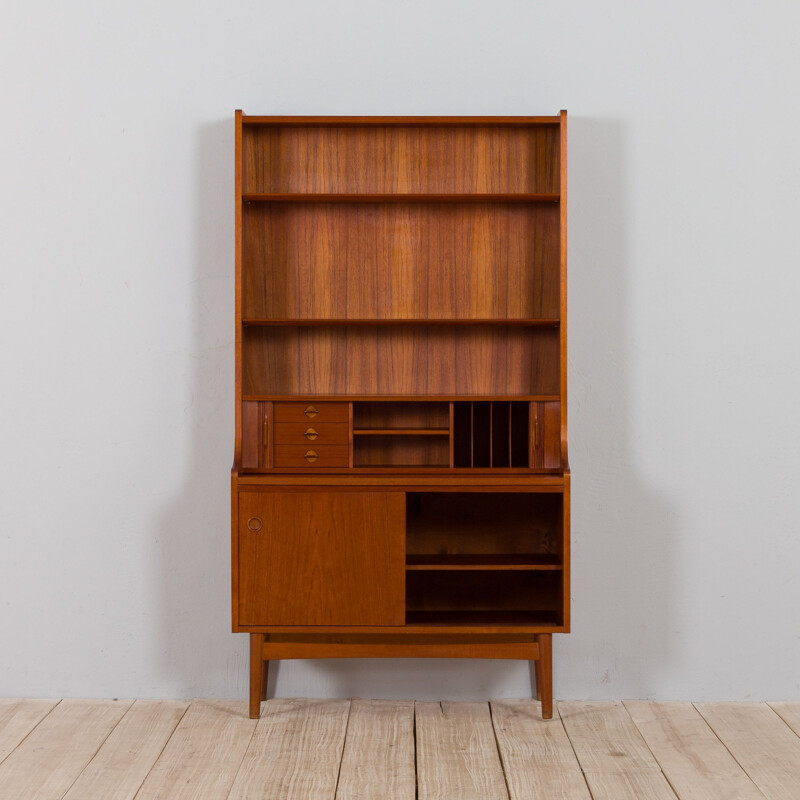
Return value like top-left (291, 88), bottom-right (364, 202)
top-left (238, 114), bottom-right (566, 127)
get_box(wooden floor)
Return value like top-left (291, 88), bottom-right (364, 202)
top-left (1, 699), bottom-right (800, 799)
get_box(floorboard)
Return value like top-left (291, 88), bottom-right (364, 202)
top-left (62, 699), bottom-right (189, 800)
top-left (625, 700), bottom-right (766, 800)
top-left (0, 698), bottom-right (131, 800)
top-left (415, 701), bottom-right (509, 800)
top-left (696, 702), bottom-right (800, 800)
top-left (0, 699), bottom-right (59, 765)
top-left (491, 699), bottom-right (591, 799)
top-left (227, 698), bottom-right (351, 800)
top-left (335, 699), bottom-right (415, 800)
top-left (558, 700), bottom-right (678, 799)
top-left (133, 699), bottom-right (257, 800)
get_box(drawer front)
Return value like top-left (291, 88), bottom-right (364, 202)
top-left (274, 444), bottom-right (350, 468)
top-left (273, 422), bottom-right (349, 446)
top-left (273, 402), bottom-right (349, 424)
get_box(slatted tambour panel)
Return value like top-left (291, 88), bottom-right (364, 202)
top-left (241, 125), bottom-right (560, 193)
top-left (242, 326), bottom-right (560, 396)
top-left (242, 203), bottom-right (559, 320)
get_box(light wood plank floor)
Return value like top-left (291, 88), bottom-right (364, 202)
top-left (1, 699), bottom-right (799, 799)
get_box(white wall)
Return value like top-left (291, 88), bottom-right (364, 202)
top-left (2, 0), bottom-right (799, 702)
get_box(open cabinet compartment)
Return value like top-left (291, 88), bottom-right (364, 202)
top-left (405, 492), bottom-right (565, 625)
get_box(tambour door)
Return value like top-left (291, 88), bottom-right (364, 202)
top-left (237, 491), bottom-right (405, 626)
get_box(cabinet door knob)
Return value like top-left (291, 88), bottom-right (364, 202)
top-left (304, 427), bottom-right (319, 440)
top-left (247, 517), bottom-right (263, 532)
top-left (304, 405), bottom-right (318, 418)
top-left (304, 449), bottom-right (319, 463)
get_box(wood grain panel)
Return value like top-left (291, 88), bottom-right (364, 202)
top-left (353, 435), bottom-right (449, 467)
top-left (243, 326), bottom-right (559, 396)
top-left (625, 701), bottom-right (765, 800)
top-left (415, 701), bottom-right (509, 800)
top-left (491, 700), bottom-right (591, 799)
top-left (228, 699), bottom-right (350, 800)
top-left (242, 126), bottom-right (560, 193)
top-left (0, 699), bottom-right (131, 800)
top-left (241, 401), bottom-right (261, 469)
top-left (531, 401), bottom-right (561, 468)
top-left (134, 700), bottom-right (256, 800)
top-left (238, 491), bottom-right (405, 625)
top-left (335, 699), bottom-right (415, 800)
top-left (242, 203), bottom-right (559, 320)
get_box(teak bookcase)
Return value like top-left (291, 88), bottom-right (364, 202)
top-left (232, 112), bottom-right (569, 719)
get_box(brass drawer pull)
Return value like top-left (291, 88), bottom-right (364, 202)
top-left (247, 517), bottom-right (263, 532)
top-left (304, 449), bottom-right (319, 463)
top-left (304, 427), bottom-right (318, 440)
top-left (304, 405), bottom-right (318, 418)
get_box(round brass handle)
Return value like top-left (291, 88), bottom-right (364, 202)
top-left (247, 517), bottom-right (263, 532)
top-left (304, 449), bottom-right (319, 463)
top-left (304, 427), bottom-right (319, 440)
top-left (304, 405), bottom-right (318, 418)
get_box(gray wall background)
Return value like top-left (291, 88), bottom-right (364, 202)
top-left (1, 0), bottom-right (798, 700)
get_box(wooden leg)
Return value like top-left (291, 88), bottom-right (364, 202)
top-left (533, 649), bottom-right (543, 701)
top-left (249, 633), bottom-right (265, 719)
top-left (537, 633), bottom-right (553, 719)
top-left (261, 657), bottom-right (269, 701)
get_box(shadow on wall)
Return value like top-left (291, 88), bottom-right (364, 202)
top-left (558, 116), bottom-right (677, 699)
top-left (154, 118), bottom-right (246, 699)
top-left (155, 115), bottom-right (677, 701)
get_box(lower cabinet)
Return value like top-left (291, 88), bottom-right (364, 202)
top-left (237, 491), bottom-right (405, 626)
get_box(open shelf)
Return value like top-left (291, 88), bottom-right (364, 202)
top-left (406, 554), bottom-right (562, 571)
top-left (242, 318), bottom-right (560, 327)
top-left (354, 428), bottom-right (449, 436)
top-left (243, 192), bottom-right (560, 203)
top-left (406, 610), bottom-right (561, 626)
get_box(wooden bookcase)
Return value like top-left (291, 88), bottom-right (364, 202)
top-left (232, 113), bottom-right (569, 719)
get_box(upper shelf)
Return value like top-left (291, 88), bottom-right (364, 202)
top-left (242, 192), bottom-right (559, 204)
top-left (242, 318), bottom-right (560, 327)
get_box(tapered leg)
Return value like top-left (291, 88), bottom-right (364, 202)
top-left (249, 633), bottom-right (265, 719)
top-left (537, 633), bottom-right (553, 719)
top-left (261, 656), bottom-right (269, 701)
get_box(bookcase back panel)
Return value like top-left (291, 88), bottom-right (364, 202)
top-left (242, 203), bottom-right (559, 320)
top-left (242, 326), bottom-right (559, 396)
top-left (242, 126), bottom-right (560, 194)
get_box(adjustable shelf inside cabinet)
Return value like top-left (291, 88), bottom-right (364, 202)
top-left (232, 113), bottom-right (569, 719)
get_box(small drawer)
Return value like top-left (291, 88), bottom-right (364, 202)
top-left (273, 402), bottom-right (349, 424)
top-left (274, 422), bottom-right (349, 446)
top-left (273, 444), bottom-right (350, 468)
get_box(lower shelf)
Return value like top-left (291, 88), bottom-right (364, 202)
top-left (406, 610), bottom-right (561, 626)
top-left (406, 554), bottom-right (562, 570)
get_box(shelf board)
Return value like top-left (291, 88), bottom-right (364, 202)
top-left (406, 610), bottom-right (561, 626)
top-left (240, 115), bottom-right (562, 127)
top-left (242, 192), bottom-right (559, 204)
top-left (242, 318), bottom-right (559, 327)
top-left (406, 554), bottom-right (562, 571)
top-left (354, 428), bottom-right (450, 436)
top-left (242, 394), bottom-right (560, 402)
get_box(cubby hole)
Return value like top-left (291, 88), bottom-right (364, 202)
top-left (406, 571), bottom-right (562, 626)
top-left (353, 435), bottom-right (449, 468)
top-left (353, 402), bottom-right (449, 432)
top-left (452, 401), bottom-right (530, 467)
top-left (406, 492), bottom-right (563, 565)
